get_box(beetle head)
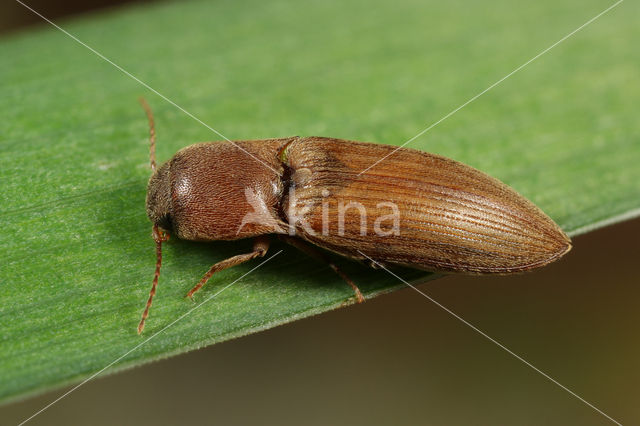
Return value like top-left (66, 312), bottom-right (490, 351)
top-left (146, 161), bottom-right (174, 233)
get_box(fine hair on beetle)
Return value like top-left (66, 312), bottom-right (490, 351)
top-left (137, 98), bottom-right (571, 334)
top-left (239, 186), bottom-right (401, 238)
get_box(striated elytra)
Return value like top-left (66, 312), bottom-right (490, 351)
top-left (138, 101), bottom-right (571, 333)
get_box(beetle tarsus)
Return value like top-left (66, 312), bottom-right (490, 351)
top-left (185, 236), bottom-right (270, 299)
top-left (354, 287), bottom-right (365, 303)
top-left (279, 235), bottom-right (365, 303)
top-left (329, 262), bottom-right (365, 303)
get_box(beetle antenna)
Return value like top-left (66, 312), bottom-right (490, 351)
top-left (138, 224), bottom-right (170, 334)
top-left (139, 97), bottom-right (157, 173)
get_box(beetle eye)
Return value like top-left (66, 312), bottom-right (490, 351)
top-left (158, 213), bottom-right (173, 232)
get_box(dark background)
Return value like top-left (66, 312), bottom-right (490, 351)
top-left (1, 0), bottom-right (153, 35)
top-left (2, 2), bottom-right (638, 425)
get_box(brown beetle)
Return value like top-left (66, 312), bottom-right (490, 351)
top-left (137, 99), bottom-right (571, 333)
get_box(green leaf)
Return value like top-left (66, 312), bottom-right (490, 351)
top-left (1, 0), bottom-right (638, 403)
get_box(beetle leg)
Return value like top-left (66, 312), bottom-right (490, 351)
top-left (186, 236), bottom-right (270, 299)
top-left (278, 236), bottom-right (364, 303)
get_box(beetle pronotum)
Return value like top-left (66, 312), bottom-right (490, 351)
top-left (137, 99), bottom-right (571, 333)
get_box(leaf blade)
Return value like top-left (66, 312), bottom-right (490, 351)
top-left (1, 0), bottom-right (638, 403)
